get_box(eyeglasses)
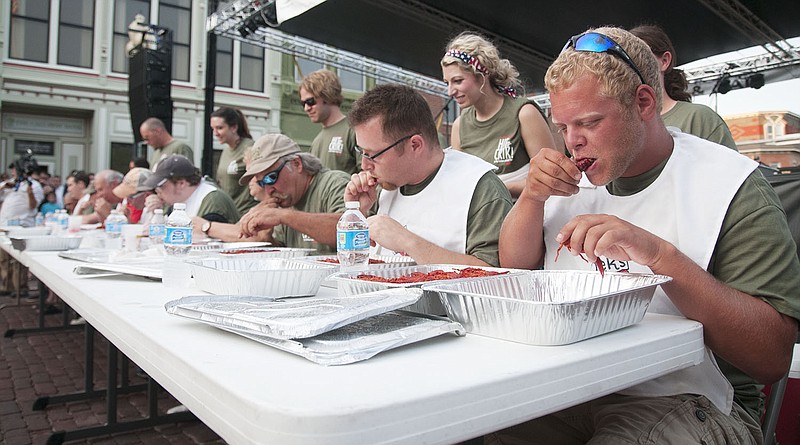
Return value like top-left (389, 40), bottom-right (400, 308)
top-left (257, 161), bottom-right (287, 187)
top-left (354, 135), bottom-right (414, 162)
top-left (300, 97), bottom-right (317, 108)
top-left (562, 32), bottom-right (645, 85)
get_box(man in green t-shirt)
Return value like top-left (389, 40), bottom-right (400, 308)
top-left (238, 134), bottom-right (349, 254)
top-left (139, 117), bottom-right (194, 170)
top-left (299, 70), bottom-right (359, 174)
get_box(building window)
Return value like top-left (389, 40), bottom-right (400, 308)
top-left (339, 67), bottom-right (364, 92)
top-left (58, 0), bottom-right (95, 68)
top-left (215, 37), bottom-right (234, 88)
top-left (240, 42), bottom-right (265, 92)
top-left (112, 0), bottom-right (191, 82)
top-left (9, 0), bottom-right (51, 63)
top-left (158, 0), bottom-right (191, 82)
top-left (765, 123), bottom-right (774, 140)
top-left (294, 57), bottom-right (323, 81)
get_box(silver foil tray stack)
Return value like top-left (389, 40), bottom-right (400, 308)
top-left (73, 257), bottom-right (165, 279)
top-left (165, 290), bottom-right (464, 365)
top-left (303, 254), bottom-right (417, 288)
top-left (423, 270), bottom-right (671, 345)
top-left (10, 235), bottom-right (82, 251)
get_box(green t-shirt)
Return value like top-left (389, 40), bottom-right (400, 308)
top-left (272, 169), bottom-right (350, 254)
top-left (196, 189), bottom-right (241, 224)
top-left (215, 137), bottom-right (258, 218)
top-left (662, 101), bottom-right (738, 151)
top-left (458, 96), bottom-right (539, 175)
top-left (609, 160), bottom-right (800, 422)
top-left (150, 140), bottom-right (193, 169)
top-left (400, 170), bottom-right (512, 267)
top-left (309, 118), bottom-right (359, 175)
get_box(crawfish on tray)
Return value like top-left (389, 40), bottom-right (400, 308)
top-left (555, 239), bottom-right (605, 278)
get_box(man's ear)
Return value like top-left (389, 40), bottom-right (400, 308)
top-left (658, 51), bottom-right (672, 73)
top-left (636, 84), bottom-right (660, 121)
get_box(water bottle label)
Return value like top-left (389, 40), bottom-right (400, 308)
top-left (337, 229), bottom-right (369, 251)
top-left (106, 222), bottom-right (124, 233)
top-left (165, 227), bottom-right (192, 245)
top-left (149, 224), bottom-right (165, 238)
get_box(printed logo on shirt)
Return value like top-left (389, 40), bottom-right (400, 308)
top-left (600, 258), bottom-right (630, 274)
top-left (493, 137), bottom-right (515, 164)
top-left (301, 233), bottom-right (314, 243)
top-left (328, 137), bottom-right (344, 154)
top-left (227, 160), bottom-right (240, 175)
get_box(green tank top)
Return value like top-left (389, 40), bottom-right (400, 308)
top-left (458, 97), bottom-right (538, 175)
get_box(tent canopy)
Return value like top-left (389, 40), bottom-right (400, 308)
top-left (274, 0), bottom-right (800, 93)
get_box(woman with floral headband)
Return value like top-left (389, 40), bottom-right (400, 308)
top-left (441, 31), bottom-right (557, 198)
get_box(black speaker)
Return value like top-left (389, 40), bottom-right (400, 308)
top-left (129, 47), bottom-right (173, 142)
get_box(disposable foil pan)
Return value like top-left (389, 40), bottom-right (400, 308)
top-left (216, 246), bottom-right (315, 259)
top-left (72, 257), bottom-right (165, 279)
top-left (10, 235), bottom-right (82, 251)
top-left (3, 226), bottom-right (52, 237)
top-left (164, 288), bottom-right (423, 339)
top-left (303, 254), bottom-right (417, 288)
top-left (331, 264), bottom-right (516, 316)
top-left (188, 257), bottom-right (336, 297)
top-left (216, 311), bottom-right (464, 365)
top-left (422, 271), bottom-right (671, 345)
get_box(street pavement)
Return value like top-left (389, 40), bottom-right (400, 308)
top-left (0, 287), bottom-right (226, 445)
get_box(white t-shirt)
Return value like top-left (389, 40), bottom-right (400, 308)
top-left (0, 179), bottom-right (44, 226)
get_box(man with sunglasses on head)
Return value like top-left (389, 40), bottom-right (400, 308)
top-left (344, 83), bottom-right (512, 266)
top-left (143, 155), bottom-right (239, 237)
top-left (238, 133), bottom-right (350, 253)
top-left (299, 69), bottom-right (359, 175)
top-left (493, 27), bottom-right (800, 444)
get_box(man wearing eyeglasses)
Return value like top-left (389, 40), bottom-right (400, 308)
top-left (493, 26), bottom-right (800, 444)
top-left (298, 69), bottom-right (359, 175)
top-left (143, 155), bottom-right (239, 236)
top-left (344, 83), bottom-right (512, 266)
top-left (237, 133), bottom-right (350, 253)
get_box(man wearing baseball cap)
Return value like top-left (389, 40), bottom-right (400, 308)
top-left (237, 133), bottom-right (349, 253)
top-left (112, 167), bottom-right (154, 224)
top-left (143, 155), bottom-right (239, 234)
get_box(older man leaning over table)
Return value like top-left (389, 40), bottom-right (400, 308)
top-left (237, 133), bottom-right (350, 254)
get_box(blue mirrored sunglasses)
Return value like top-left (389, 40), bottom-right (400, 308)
top-left (257, 161), bottom-right (287, 187)
top-left (562, 32), bottom-right (645, 85)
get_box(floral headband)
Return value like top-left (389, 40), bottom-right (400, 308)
top-left (444, 49), bottom-right (518, 98)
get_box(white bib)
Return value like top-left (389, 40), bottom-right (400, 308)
top-left (544, 131), bottom-right (757, 413)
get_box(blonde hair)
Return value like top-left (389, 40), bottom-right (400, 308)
top-left (441, 31), bottom-right (522, 96)
top-left (545, 26), bottom-right (662, 110)
top-left (299, 69), bottom-right (344, 106)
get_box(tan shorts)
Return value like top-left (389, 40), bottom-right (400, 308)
top-left (484, 393), bottom-right (762, 445)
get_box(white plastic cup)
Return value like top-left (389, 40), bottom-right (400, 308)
top-left (68, 215), bottom-right (83, 233)
top-left (121, 224), bottom-right (144, 252)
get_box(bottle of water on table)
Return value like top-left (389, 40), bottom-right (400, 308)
top-left (148, 209), bottom-right (165, 245)
top-left (163, 203), bottom-right (192, 287)
top-left (105, 210), bottom-right (127, 238)
top-left (336, 201), bottom-right (370, 270)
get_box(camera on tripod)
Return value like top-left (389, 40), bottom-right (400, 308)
top-left (12, 149), bottom-right (39, 185)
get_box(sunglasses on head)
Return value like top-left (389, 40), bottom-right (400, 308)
top-left (562, 32), bottom-right (645, 85)
top-left (300, 97), bottom-right (317, 107)
top-left (257, 160), bottom-right (287, 187)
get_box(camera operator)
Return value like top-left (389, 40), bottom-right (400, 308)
top-left (0, 157), bottom-right (44, 227)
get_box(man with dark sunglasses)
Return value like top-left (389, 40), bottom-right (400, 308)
top-left (494, 26), bottom-right (800, 444)
top-left (238, 133), bottom-right (350, 253)
top-left (298, 69), bottom-right (360, 175)
top-left (344, 83), bottom-right (512, 266)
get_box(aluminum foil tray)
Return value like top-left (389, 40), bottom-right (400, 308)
top-left (189, 241), bottom-right (271, 254)
top-left (10, 235), bottom-right (82, 251)
top-left (216, 246), bottom-right (315, 259)
top-left (2, 226), bottom-right (52, 237)
top-left (304, 254), bottom-right (417, 289)
top-left (216, 311), bottom-right (464, 365)
top-left (331, 264), bottom-right (516, 316)
top-left (422, 271), bottom-right (671, 345)
top-left (58, 248), bottom-right (112, 263)
top-left (188, 257), bottom-right (336, 297)
top-left (72, 257), bottom-right (165, 279)
top-left (164, 288), bottom-right (423, 339)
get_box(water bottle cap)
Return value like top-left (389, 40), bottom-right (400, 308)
top-left (345, 201), bottom-right (360, 209)
top-left (174, 203), bottom-right (186, 210)
top-left (154, 209), bottom-right (163, 214)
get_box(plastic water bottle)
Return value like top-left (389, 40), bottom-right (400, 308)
top-left (35, 212), bottom-right (44, 227)
top-left (57, 210), bottom-right (69, 234)
top-left (336, 201), bottom-right (370, 269)
top-left (163, 203), bottom-right (192, 288)
top-left (105, 210), bottom-right (127, 238)
top-left (148, 209), bottom-right (165, 245)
